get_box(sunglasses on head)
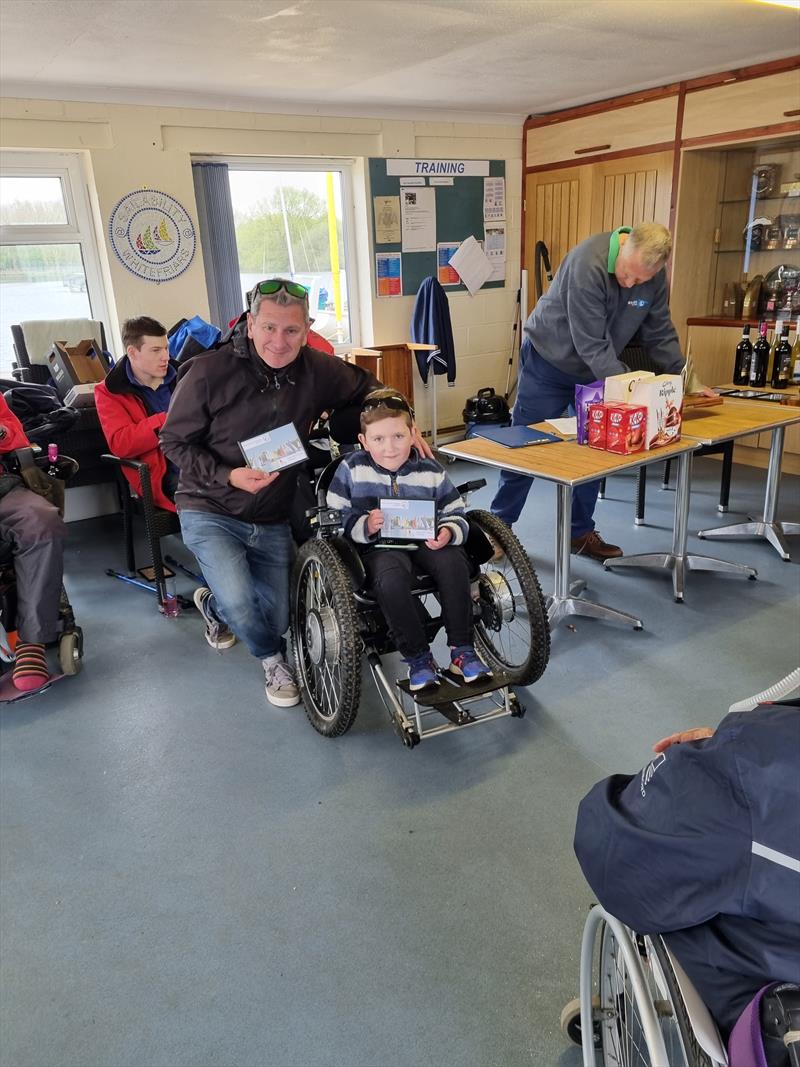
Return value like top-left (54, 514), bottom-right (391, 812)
top-left (250, 278), bottom-right (310, 303)
top-left (361, 394), bottom-right (414, 417)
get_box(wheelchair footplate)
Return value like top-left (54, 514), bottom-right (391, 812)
top-left (367, 653), bottom-right (525, 748)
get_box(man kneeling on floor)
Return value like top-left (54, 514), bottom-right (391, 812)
top-left (160, 279), bottom-right (381, 708)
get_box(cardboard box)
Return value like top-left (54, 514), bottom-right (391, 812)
top-left (605, 403), bottom-right (647, 454)
top-left (47, 339), bottom-right (109, 399)
top-left (630, 374), bottom-right (683, 450)
top-left (64, 383), bottom-right (97, 408)
top-left (587, 403), bottom-right (607, 449)
top-left (575, 380), bottom-right (604, 445)
top-left (604, 370), bottom-right (655, 405)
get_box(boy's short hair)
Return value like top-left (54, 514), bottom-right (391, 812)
top-left (360, 388), bottom-right (414, 433)
top-left (122, 316), bottom-right (168, 350)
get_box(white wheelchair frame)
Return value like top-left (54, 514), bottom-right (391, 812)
top-left (577, 904), bottom-right (729, 1067)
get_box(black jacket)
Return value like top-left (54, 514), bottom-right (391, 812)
top-left (160, 321), bottom-right (379, 524)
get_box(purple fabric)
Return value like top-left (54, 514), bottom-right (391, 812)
top-left (728, 983), bottom-right (775, 1067)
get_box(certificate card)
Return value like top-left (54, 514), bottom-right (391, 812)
top-left (239, 422), bottom-right (308, 474)
top-left (379, 497), bottom-right (436, 541)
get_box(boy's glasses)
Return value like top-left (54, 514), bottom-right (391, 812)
top-left (361, 394), bottom-right (414, 417)
top-left (251, 279), bottom-right (310, 303)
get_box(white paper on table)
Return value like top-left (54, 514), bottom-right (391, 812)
top-left (483, 176), bottom-right (506, 221)
top-left (544, 417), bottom-right (577, 437)
top-left (400, 186), bottom-right (436, 252)
top-left (450, 235), bottom-right (492, 295)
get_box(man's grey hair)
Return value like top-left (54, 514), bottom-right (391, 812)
top-left (249, 280), bottom-right (310, 326)
top-left (625, 222), bottom-right (673, 271)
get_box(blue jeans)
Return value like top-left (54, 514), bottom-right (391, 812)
top-left (490, 340), bottom-right (600, 538)
top-left (179, 510), bottom-right (293, 659)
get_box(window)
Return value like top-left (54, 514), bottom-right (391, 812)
top-left (227, 164), bottom-right (357, 348)
top-left (0, 152), bottom-right (110, 376)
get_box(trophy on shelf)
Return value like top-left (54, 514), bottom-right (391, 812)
top-left (753, 163), bottom-right (780, 199)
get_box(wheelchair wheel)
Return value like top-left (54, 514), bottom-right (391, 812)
top-left (466, 510), bottom-right (550, 687)
top-left (58, 630), bottom-right (82, 676)
top-left (597, 920), bottom-right (712, 1067)
top-left (291, 539), bottom-right (361, 737)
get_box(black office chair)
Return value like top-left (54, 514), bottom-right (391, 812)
top-left (101, 455), bottom-right (182, 609)
top-left (597, 345), bottom-right (734, 523)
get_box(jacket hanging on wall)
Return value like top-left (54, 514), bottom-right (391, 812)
top-left (411, 277), bottom-right (456, 385)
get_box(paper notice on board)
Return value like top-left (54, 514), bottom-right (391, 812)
top-left (437, 242), bottom-right (461, 286)
top-left (375, 252), bottom-right (402, 297)
top-left (373, 196), bottom-right (401, 244)
top-left (484, 222), bottom-right (506, 282)
top-left (450, 235), bottom-right (492, 295)
top-left (483, 177), bottom-right (506, 222)
top-left (400, 186), bottom-right (436, 252)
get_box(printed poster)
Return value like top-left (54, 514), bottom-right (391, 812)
top-left (484, 223), bottom-right (506, 283)
top-left (376, 252), bottom-right (402, 297)
top-left (437, 242), bottom-right (461, 286)
top-left (373, 196), bottom-right (401, 245)
top-left (400, 186), bottom-right (436, 253)
top-left (483, 176), bottom-right (506, 222)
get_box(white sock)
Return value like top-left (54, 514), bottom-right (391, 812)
top-left (262, 653), bottom-right (283, 669)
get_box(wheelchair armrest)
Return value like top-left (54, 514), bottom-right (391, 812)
top-left (456, 478), bottom-right (487, 495)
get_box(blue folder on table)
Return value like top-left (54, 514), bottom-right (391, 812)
top-left (472, 424), bottom-right (562, 448)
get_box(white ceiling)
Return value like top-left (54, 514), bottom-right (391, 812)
top-left (1, 0), bottom-right (798, 122)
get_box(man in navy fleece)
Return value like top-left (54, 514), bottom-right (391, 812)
top-left (492, 222), bottom-right (685, 561)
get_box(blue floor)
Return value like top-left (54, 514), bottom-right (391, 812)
top-left (1, 457), bottom-right (798, 1067)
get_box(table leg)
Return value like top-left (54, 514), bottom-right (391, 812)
top-left (546, 484), bottom-right (643, 629)
top-left (605, 451), bottom-right (757, 600)
top-left (698, 426), bottom-right (800, 560)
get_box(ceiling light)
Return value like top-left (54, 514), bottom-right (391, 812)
top-left (754, 0), bottom-right (799, 8)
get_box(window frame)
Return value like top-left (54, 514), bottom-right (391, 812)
top-left (217, 156), bottom-right (361, 352)
top-left (0, 150), bottom-right (112, 366)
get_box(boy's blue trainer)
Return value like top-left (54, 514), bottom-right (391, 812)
top-left (450, 645), bottom-right (493, 684)
top-left (405, 652), bottom-right (440, 692)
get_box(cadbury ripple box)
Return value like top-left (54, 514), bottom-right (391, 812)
top-left (630, 374), bottom-right (683, 450)
top-left (575, 380), bottom-right (604, 444)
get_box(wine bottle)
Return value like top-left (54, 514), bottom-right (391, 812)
top-left (770, 322), bottom-right (792, 388)
top-left (791, 329), bottom-right (800, 385)
top-left (732, 325), bottom-right (753, 386)
top-left (749, 321), bottom-right (770, 388)
top-left (46, 443), bottom-right (59, 477)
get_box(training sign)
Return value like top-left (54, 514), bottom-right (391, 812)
top-left (386, 159), bottom-right (490, 177)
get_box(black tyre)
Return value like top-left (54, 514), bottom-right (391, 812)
top-left (466, 510), bottom-right (550, 687)
top-left (598, 921), bottom-right (712, 1067)
top-left (291, 539), bottom-right (361, 737)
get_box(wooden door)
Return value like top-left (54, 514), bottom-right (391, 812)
top-left (523, 165), bottom-right (591, 315)
top-left (589, 150), bottom-right (674, 233)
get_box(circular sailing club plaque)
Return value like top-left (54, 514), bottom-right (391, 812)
top-left (109, 189), bottom-right (196, 283)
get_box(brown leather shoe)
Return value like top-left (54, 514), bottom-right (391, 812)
top-left (570, 530), bottom-right (624, 562)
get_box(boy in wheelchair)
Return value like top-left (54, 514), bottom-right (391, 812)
top-left (0, 394), bottom-right (67, 690)
top-left (326, 388), bottom-right (492, 692)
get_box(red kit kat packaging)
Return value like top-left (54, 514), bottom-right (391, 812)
top-left (605, 404), bottom-right (647, 454)
top-left (587, 403), bottom-right (607, 449)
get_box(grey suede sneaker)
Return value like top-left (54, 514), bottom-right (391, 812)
top-left (263, 658), bottom-right (301, 708)
top-left (193, 587), bottom-right (237, 650)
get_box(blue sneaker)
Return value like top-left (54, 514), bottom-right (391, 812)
top-left (450, 645), bottom-right (493, 684)
top-left (405, 652), bottom-right (440, 692)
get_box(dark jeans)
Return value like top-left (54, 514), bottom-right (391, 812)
top-left (491, 339), bottom-right (600, 538)
top-left (362, 543), bottom-right (473, 659)
top-left (0, 485), bottom-right (66, 644)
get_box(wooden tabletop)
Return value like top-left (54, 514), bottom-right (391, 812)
top-left (439, 430), bottom-right (697, 487)
top-left (682, 398), bottom-right (800, 445)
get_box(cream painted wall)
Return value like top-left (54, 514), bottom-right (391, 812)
top-left (1, 97), bottom-right (522, 434)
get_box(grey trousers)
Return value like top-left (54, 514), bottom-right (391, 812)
top-left (0, 486), bottom-right (66, 643)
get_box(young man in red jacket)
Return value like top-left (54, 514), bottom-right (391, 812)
top-left (0, 395), bottom-right (67, 690)
top-left (96, 317), bottom-right (235, 650)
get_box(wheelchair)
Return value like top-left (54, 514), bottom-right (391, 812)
top-left (562, 904), bottom-right (800, 1067)
top-left (0, 449), bottom-right (83, 692)
top-left (289, 457), bottom-right (550, 746)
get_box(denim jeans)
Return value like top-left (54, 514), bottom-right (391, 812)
top-left (490, 340), bottom-right (600, 538)
top-left (179, 509), bottom-right (293, 659)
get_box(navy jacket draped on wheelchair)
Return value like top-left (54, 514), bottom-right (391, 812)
top-left (573, 701), bottom-right (800, 1040)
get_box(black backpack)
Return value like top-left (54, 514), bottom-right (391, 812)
top-left (1, 382), bottom-right (79, 444)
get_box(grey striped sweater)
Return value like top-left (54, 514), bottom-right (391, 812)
top-left (326, 448), bottom-right (469, 545)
